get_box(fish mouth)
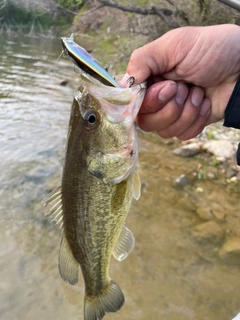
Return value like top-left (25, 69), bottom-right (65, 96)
top-left (78, 72), bottom-right (146, 184)
top-left (79, 72), bottom-right (146, 124)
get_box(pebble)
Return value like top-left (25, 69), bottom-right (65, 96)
top-left (211, 203), bottom-right (226, 222)
top-left (196, 207), bottom-right (213, 221)
top-left (207, 172), bottom-right (216, 179)
top-left (229, 176), bottom-right (238, 183)
top-left (203, 140), bottom-right (234, 160)
top-left (174, 174), bottom-right (190, 188)
top-left (59, 79), bottom-right (69, 86)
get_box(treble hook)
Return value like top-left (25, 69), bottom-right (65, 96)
top-left (126, 76), bottom-right (142, 91)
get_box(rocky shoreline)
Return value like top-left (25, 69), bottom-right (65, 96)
top-left (168, 121), bottom-right (240, 267)
top-left (172, 121), bottom-right (240, 186)
top-left (173, 121), bottom-right (240, 162)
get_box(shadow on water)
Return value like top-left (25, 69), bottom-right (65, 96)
top-left (1, 35), bottom-right (240, 320)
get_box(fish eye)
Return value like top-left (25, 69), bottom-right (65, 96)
top-left (82, 109), bottom-right (100, 129)
top-left (88, 114), bottom-right (96, 123)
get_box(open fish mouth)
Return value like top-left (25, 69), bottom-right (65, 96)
top-left (77, 72), bottom-right (146, 123)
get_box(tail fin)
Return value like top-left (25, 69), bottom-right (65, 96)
top-left (84, 280), bottom-right (124, 320)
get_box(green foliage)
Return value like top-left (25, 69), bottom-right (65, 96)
top-left (0, 1), bottom-right (31, 26)
top-left (138, 0), bottom-right (148, 6)
top-left (206, 129), bottom-right (217, 140)
top-left (211, 158), bottom-right (220, 167)
top-left (197, 167), bottom-right (204, 180)
top-left (58, 0), bottom-right (84, 11)
top-left (0, 0), bottom-right (72, 34)
top-left (1, 0), bottom-right (240, 36)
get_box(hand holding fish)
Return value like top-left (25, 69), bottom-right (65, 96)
top-left (122, 24), bottom-right (240, 140)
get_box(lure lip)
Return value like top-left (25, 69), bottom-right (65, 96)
top-left (61, 34), bottom-right (120, 88)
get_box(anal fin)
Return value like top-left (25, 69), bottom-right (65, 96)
top-left (113, 225), bottom-right (135, 261)
top-left (58, 234), bottom-right (79, 285)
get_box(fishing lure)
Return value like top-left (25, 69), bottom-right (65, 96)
top-left (61, 34), bottom-right (120, 88)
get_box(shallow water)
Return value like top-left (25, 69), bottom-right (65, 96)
top-left (1, 35), bottom-right (240, 320)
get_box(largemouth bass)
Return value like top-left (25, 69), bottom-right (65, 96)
top-left (44, 72), bottom-right (145, 320)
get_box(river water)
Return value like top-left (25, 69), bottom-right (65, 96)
top-left (1, 35), bottom-right (240, 320)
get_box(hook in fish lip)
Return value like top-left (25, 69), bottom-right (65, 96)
top-left (126, 76), bottom-right (143, 91)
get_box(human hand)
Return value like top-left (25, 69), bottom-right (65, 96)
top-left (121, 24), bottom-right (240, 140)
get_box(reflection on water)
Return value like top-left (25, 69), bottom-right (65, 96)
top-left (1, 35), bottom-right (240, 320)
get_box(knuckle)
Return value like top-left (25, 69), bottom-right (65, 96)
top-left (157, 128), bottom-right (174, 139)
top-left (129, 48), bottom-right (142, 63)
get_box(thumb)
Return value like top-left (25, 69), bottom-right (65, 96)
top-left (125, 27), bottom-right (199, 84)
top-left (126, 41), bottom-right (167, 83)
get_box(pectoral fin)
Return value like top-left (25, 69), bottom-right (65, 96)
top-left (133, 172), bottom-right (141, 200)
top-left (58, 234), bottom-right (79, 285)
top-left (44, 186), bottom-right (64, 231)
top-left (113, 225), bottom-right (135, 261)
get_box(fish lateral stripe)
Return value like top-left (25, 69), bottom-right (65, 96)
top-left (61, 36), bottom-right (120, 88)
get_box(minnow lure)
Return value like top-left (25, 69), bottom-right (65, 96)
top-left (61, 34), bottom-right (120, 88)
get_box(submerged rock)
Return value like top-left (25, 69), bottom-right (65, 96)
top-left (219, 237), bottom-right (240, 264)
top-left (174, 174), bottom-right (190, 188)
top-left (192, 221), bottom-right (224, 244)
top-left (196, 207), bottom-right (213, 221)
top-left (59, 79), bottom-right (69, 86)
top-left (211, 203), bottom-right (226, 222)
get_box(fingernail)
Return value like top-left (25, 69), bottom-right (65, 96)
top-left (191, 87), bottom-right (204, 107)
top-left (200, 99), bottom-right (211, 116)
top-left (175, 83), bottom-right (188, 105)
top-left (158, 82), bottom-right (177, 102)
